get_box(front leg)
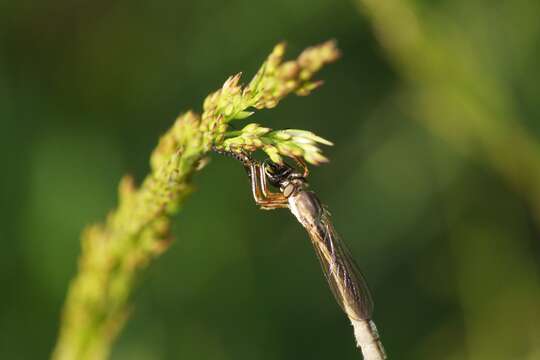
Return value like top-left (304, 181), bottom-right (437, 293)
top-left (212, 147), bottom-right (288, 210)
top-left (248, 163), bottom-right (288, 210)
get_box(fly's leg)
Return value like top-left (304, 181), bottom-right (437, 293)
top-left (212, 145), bottom-right (252, 169)
top-left (247, 163), bottom-right (288, 210)
top-left (212, 146), bottom-right (288, 209)
top-left (292, 156), bottom-right (309, 178)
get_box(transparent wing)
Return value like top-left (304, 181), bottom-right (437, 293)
top-left (306, 210), bottom-right (374, 320)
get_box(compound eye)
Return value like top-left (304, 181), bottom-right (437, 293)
top-left (283, 183), bottom-right (295, 198)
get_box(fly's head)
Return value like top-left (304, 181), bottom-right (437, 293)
top-left (263, 159), bottom-right (307, 197)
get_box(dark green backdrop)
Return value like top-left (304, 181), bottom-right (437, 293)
top-left (1, 0), bottom-right (539, 359)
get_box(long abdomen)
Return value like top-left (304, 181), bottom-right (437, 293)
top-left (288, 190), bottom-right (373, 320)
top-left (288, 190), bottom-right (386, 359)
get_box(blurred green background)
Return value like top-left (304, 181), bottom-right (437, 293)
top-left (1, 0), bottom-right (540, 359)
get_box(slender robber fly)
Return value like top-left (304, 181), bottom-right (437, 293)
top-left (214, 148), bottom-right (386, 359)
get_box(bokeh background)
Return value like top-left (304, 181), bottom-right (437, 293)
top-left (1, 0), bottom-right (540, 359)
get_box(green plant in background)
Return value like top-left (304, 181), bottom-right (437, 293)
top-left (358, 0), bottom-right (540, 221)
top-left (358, 0), bottom-right (540, 358)
top-left (51, 41), bottom-right (339, 360)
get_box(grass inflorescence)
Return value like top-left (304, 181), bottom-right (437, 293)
top-left (52, 40), bottom-right (340, 360)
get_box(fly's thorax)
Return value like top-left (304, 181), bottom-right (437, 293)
top-left (287, 189), bottom-right (323, 228)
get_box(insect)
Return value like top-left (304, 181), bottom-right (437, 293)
top-left (214, 148), bottom-right (386, 359)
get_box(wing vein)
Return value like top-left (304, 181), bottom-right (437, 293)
top-left (306, 210), bottom-right (374, 320)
